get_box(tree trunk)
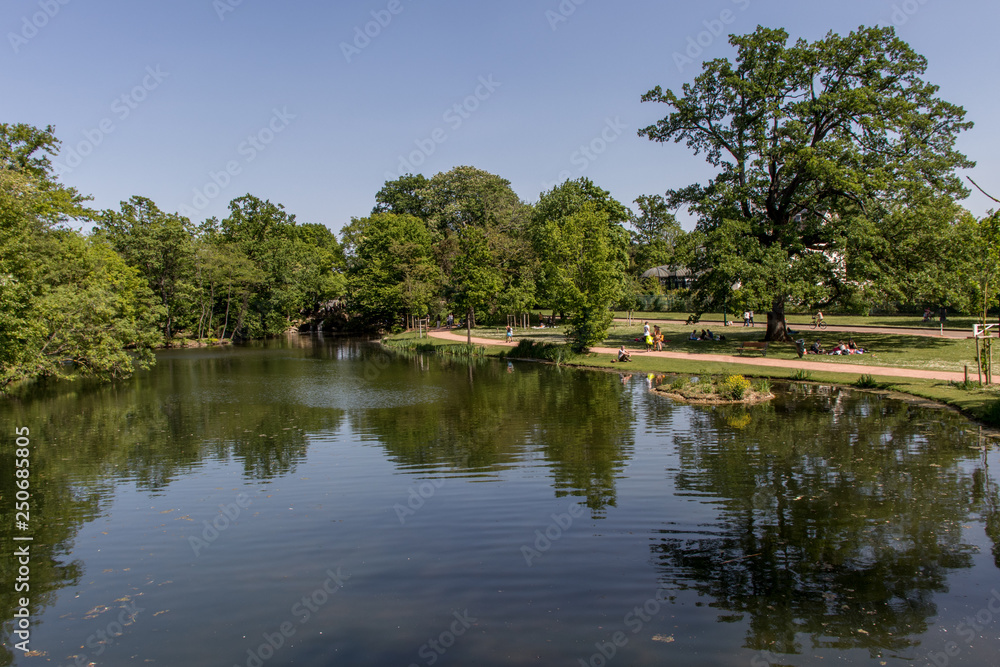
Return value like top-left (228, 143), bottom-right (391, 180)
top-left (221, 285), bottom-right (232, 340)
top-left (765, 296), bottom-right (792, 342)
top-left (233, 293), bottom-right (249, 340)
top-left (208, 283), bottom-right (216, 337)
top-left (466, 306), bottom-right (473, 345)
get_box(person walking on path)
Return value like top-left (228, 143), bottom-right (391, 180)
top-left (743, 311), bottom-right (750, 327)
top-left (505, 325), bottom-right (513, 343)
top-left (748, 310), bottom-right (755, 327)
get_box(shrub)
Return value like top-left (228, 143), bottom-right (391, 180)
top-left (854, 374), bottom-right (880, 389)
top-left (669, 376), bottom-right (686, 391)
top-left (721, 374), bottom-right (752, 400)
top-left (950, 379), bottom-right (982, 391)
top-left (509, 338), bottom-right (575, 364)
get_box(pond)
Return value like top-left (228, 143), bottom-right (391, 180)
top-left (1, 336), bottom-right (998, 666)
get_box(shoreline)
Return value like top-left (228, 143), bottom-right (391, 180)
top-left (385, 330), bottom-right (1000, 433)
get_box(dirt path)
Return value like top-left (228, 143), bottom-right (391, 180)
top-left (427, 329), bottom-right (969, 383)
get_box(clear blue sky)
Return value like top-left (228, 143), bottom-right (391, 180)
top-left (3, 0), bottom-right (999, 233)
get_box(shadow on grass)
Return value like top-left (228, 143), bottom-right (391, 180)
top-left (605, 330), bottom-right (971, 368)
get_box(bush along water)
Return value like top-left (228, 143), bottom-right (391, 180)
top-left (721, 374), bottom-right (752, 400)
top-left (507, 339), bottom-right (577, 365)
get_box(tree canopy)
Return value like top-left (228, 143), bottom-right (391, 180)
top-left (533, 179), bottom-right (630, 349)
top-left (0, 124), bottom-right (161, 388)
top-left (639, 25), bottom-right (974, 339)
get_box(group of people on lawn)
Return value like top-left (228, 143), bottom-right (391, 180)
top-left (688, 328), bottom-right (725, 342)
top-left (615, 319), bottom-right (867, 363)
top-left (619, 322), bottom-right (663, 361)
top-left (809, 338), bottom-right (865, 355)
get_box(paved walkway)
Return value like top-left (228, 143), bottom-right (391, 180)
top-left (428, 330), bottom-right (969, 383)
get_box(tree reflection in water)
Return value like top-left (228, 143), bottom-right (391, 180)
top-left (349, 353), bottom-right (635, 515)
top-left (650, 384), bottom-right (993, 658)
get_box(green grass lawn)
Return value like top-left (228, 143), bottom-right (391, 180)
top-left (604, 321), bottom-right (991, 375)
top-left (443, 320), bottom-right (994, 376)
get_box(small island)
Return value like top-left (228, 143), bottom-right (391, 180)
top-left (654, 374), bottom-right (775, 405)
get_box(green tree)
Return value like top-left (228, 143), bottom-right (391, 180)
top-left (292, 222), bottom-right (347, 314)
top-left (31, 233), bottom-right (163, 381)
top-left (96, 196), bottom-right (195, 339)
top-left (420, 166), bottom-right (533, 341)
top-left (955, 209), bottom-right (1000, 383)
top-left (840, 197), bottom-right (970, 314)
top-left (372, 173), bottom-right (430, 218)
top-left (187, 223), bottom-right (262, 341)
top-left (1, 124), bottom-right (161, 389)
top-left (536, 204), bottom-right (629, 350)
top-left (533, 179), bottom-right (630, 342)
top-left (630, 194), bottom-right (684, 275)
top-left (220, 195), bottom-right (301, 337)
top-left (344, 213), bottom-right (440, 329)
top-left (533, 177), bottom-right (628, 228)
top-left (639, 26), bottom-right (973, 339)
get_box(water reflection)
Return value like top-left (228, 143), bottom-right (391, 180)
top-left (0, 338), bottom-right (996, 666)
top-left (651, 385), bottom-right (993, 659)
top-left (0, 339), bottom-right (345, 665)
top-left (348, 351), bottom-right (635, 514)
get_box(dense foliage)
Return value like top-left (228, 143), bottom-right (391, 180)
top-left (640, 26), bottom-right (974, 340)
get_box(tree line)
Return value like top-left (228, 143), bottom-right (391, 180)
top-left (0, 125), bottom-right (684, 390)
top-left (0, 124), bottom-right (347, 389)
top-left (3, 24), bottom-right (998, 390)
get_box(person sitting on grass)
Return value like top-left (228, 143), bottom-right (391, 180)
top-left (829, 340), bottom-right (849, 355)
top-left (689, 330), bottom-right (699, 341)
top-left (699, 329), bottom-right (711, 341)
top-left (617, 346), bottom-right (632, 362)
top-left (847, 338), bottom-right (865, 354)
top-left (809, 339), bottom-right (823, 355)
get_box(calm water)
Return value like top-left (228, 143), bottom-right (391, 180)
top-left (1, 337), bottom-right (999, 667)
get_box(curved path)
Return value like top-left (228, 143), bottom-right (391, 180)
top-left (428, 329), bottom-right (969, 383)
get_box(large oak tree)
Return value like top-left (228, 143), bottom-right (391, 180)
top-left (639, 26), bottom-right (973, 340)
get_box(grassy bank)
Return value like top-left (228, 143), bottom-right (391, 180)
top-left (383, 330), bottom-right (1000, 428)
